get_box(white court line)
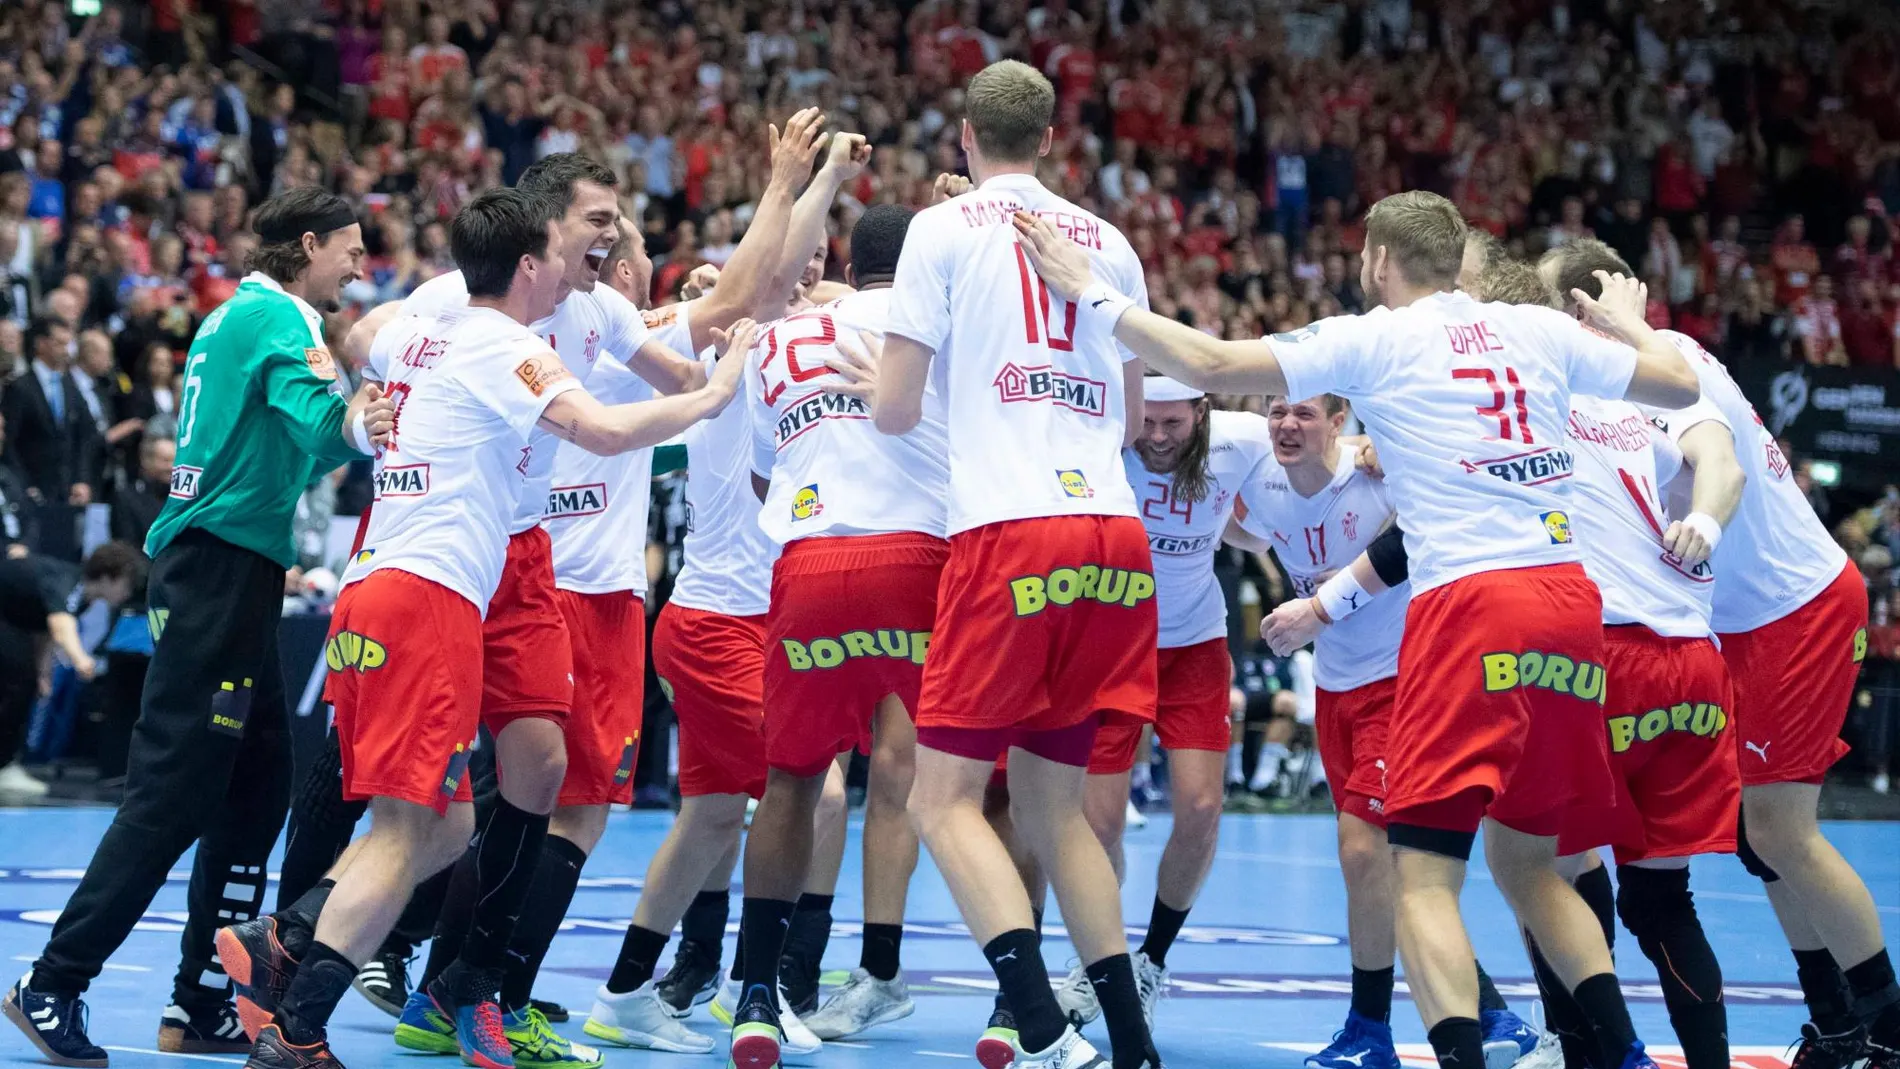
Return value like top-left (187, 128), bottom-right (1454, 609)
top-left (915, 1052), bottom-right (972, 1059)
top-left (103, 1046), bottom-right (244, 1063)
top-left (11, 955), bottom-right (149, 972)
top-left (826, 1040), bottom-right (871, 1048)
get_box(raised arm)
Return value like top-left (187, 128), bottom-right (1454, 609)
top-left (538, 320), bottom-right (756, 456)
top-left (1012, 212), bottom-right (1290, 395)
top-left (762, 132), bottom-right (872, 315)
top-left (1568, 271), bottom-right (1700, 409)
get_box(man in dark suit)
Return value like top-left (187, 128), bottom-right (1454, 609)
top-left (110, 435), bottom-right (174, 548)
top-left (1, 316), bottom-right (101, 510)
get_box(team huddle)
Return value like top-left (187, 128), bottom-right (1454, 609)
top-left (8, 57), bottom-right (1900, 1069)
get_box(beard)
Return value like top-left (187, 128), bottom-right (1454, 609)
top-left (1136, 442), bottom-right (1181, 473)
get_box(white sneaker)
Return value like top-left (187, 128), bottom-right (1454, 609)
top-left (1507, 1029), bottom-right (1566, 1069)
top-left (582, 981), bottom-right (715, 1053)
top-left (1053, 962), bottom-right (1100, 1025)
top-left (1132, 951), bottom-right (1168, 1030)
top-left (1015, 1025), bottom-right (1109, 1068)
top-left (0, 763), bottom-right (48, 798)
top-left (709, 978), bottom-right (821, 1057)
top-left (1125, 799), bottom-right (1148, 829)
top-left (801, 968), bottom-right (914, 1039)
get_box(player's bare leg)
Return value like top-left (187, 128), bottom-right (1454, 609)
top-left (809, 697), bottom-right (921, 1039)
top-left (1082, 772), bottom-right (1131, 882)
top-left (1339, 815), bottom-right (1397, 982)
top-left (1391, 846), bottom-right (1481, 1029)
top-left (976, 770), bottom-right (1050, 1069)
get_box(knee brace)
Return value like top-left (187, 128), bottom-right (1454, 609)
top-left (1614, 864), bottom-right (1697, 944)
top-left (1734, 807), bottom-right (1781, 883)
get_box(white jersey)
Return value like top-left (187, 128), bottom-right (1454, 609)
top-left (343, 307), bottom-right (580, 612)
top-left (748, 288), bottom-right (950, 543)
top-left (545, 357), bottom-right (655, 597)
top-left (1565, 394), bottom-right (1716, 638)
top-left (1644, 331), bottom-right (1848, 633)
top-left (885, 173), bottom-right (1149, 535)
top-left (1274, 291), bottom-right (1640, 593)
top-left (399, 272), bottom-right (654, 534)
top-left (1126, 410), bottom-right (1274, 648)
top-left (1237, 450), bottom-right (1408, 692)
top-left (646, 303), bottom-right (778, 616)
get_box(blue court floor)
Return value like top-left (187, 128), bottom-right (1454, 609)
top-left (1, 806), bottom-right (1896, 1069)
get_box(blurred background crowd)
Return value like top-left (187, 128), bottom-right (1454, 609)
top-left (0, 0), bottom-right (1895, 807)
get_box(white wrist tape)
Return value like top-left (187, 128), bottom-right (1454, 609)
top-left (349, 410), bottom-right (374, 454)
top-left (1078, 281), bottom-right (1135, 327)
top-left (1682, 511), bottom-right (1722, 553)
top-left (1315, 569), bottom-right (1372, 624)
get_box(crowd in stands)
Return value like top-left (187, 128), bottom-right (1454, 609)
top-left (1, 0), bottom-right (1897, 793)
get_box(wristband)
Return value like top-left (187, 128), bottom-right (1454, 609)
top-left (1682, 511), bottom-right (1722, 553)
top-left (349, 410), bottom-right (374, 454)
top-left (1315, 569), bottom-right (1372, 624)
top-left (1078, 281), bottom-right (1135, 327)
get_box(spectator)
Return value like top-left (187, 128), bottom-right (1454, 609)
top-left (1842, 277), bottom-right (1896, 369)
top-left (1794, 274), bottom-right (1848, 366)
top-left (1, 315), bottom-right (98, 507)
top-left (1724, 275), bottom-right (1792, 368)
top-left (108, 434), bottom-right (172, 548)
top-left (1772, 214), bottom-right (1821, 306)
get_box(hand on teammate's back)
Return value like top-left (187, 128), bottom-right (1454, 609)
top-left (1661, 518), bottom-right (1715, 568)
top-left (818, 332), bottom-right (882, 403)
top-left (1011, 211), bottom-right (1095, 301)
top-left (705, 318), bottom-right (761, 412)
top-left (768, 107), bottom-right (830, 190)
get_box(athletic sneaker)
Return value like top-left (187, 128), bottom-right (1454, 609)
top-left (430, 986), bottom-right (513, 1069)
top-left (1788, 1022), bottom-right (1870, 1069)
top-left (975, 1003), bottom-right (1018, 1069)
top-left (1480, 1008), bottom-right (1542, 1069)
top-left (708, 978), bottom-right (821, 1055)
top-left (529, 1000), bottom-right (569, 1024)
top-left (1054, 962), bottom-right (1101, 1026)
top-left (502, 1005), bottom-right (602, 1069)
top-left (727, 987), bottom-right (781, 1069)
top-left (3, 974), bottom-right (107, 1068)
top-left (243, 1023), bottom-right (343, 1069)
top-left (802, 969), bottom-right (914, 1039)
top-left (351, 947), bottom-right (411, 1018)
top-left (215, 916), bottom-right (300, 1041)
top-left (392, 989), bottom-right (458, 1054)
top-left (158, 1001), bottom-right (250, 1053)
top-left (1304, 1011), bottom-right (1399, 1069)
top-left (654, 939), bottom-right (722, 1015)
top-left (1015, 1025), bottom-right (1109, 1068)
top-left (1614, 1041), bottom-right (1662, 1069)
top-left (582, 981), bottom-right (715, 1053)
top-left (1133, 951), bottom-right (1167, 1030)
top-left (1505, 1028), bottom-right (1566, 1069)
top-left (1125, 799), bottom-right (1149, 829)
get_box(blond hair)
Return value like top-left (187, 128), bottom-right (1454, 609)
top-left (1473, 259), bottom-right (1560, 309)
top-left (1364, 191), bottom-right (1467, 289)
top-left (965, 60), bottom-right (1055, 162)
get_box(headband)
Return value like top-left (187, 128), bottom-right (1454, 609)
top-left (256, 204), bottom-right (359, 245)
top-left (1143, 376), bottom-right (1205, 402)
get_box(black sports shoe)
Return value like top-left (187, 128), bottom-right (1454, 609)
top-left (4, 974), bottom-right (108, 1068)
top-left (159, 1001), bottom-right (250, 1053)
top-left (350, 946), bottom-right (411, 1018)
top-left (654, 940), bottom-right (722, 1015)
top-left (778, 954), bottom-right (820, 1017)
top-left (1788, 1021), bottom-right (1868, 1069)
top-left (527, 998), bottom-right (569, 1023)
top-left (215, 917), bottom-right (301, 1042)
top-left (242, 1023), bottom-right (344, 1069)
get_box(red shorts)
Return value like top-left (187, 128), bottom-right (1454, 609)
top-left (326, 570), bottom-right (485, 815)
top-left (765, 533), bottom-right (948, 778)
top-left (1316, 677), bottom-right (1396, 829)
top-left (1090, 637), bottom-right (1232, 775)
top-left (482, 528), bottom-right (574, 724)
top-left (554, 590), bottom-right (646, 807)
top-left (1386, 563), bottom-right (1613, 837)
top-left (919, 515), bottom-right (1157, 735)
top-left (654, 603), bottom-right (768, 799)
top-left (1556, 627), bottom-right (1739, 864)
top-left (1719, 563), bottom-right (1867, 787)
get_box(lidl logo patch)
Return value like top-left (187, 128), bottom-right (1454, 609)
top-left (1541, 510), bottom-right (1572, 544)
top-left (325, 631), bottom-right (387, 673)
top-left (353, 548), bottom-right (375, 565)
top-left (792, 484), bottom-right (824, 521)
top-left (1057, 469), bottom-right (1094, 499)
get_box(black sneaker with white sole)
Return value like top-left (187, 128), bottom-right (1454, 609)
top-left (528, 999), bottom-right (569, 1024)
top-left (654, 940), bottom-right (722, 1016)
top-left (4, 974), bottom-right (108, 1068)
top-left (158, 1001), bottom-right (250, 1054)
top-left (350, 947), bottom-right (412, 1018)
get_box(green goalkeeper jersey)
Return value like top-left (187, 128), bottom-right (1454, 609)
top-left (145, 273), bottom-right (368, 568)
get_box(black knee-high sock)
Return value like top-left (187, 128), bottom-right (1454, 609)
top-left (729, 930), bottom-right (744, 983)
top-left (1350, 966), bottom-right (1394, 1024)
top-left (500, 835), bottom-right (586, 1013)
top-left (276, 879), bottom-right (334, 961)
top-left (1088, 953), bottom-right (1157, 1069)
top-left (1137, 897), bottom-right (1190, 968)
top-left (738, 898), bottom-right (796, 1011)
top-left (994, 907), bottom-right (1049, 1015)
top-left (986, 930), bottom-right (1063, 1053)
top-left (1529, 935), bottom-right (1595, 1068)
top-left (1616, 865), bottom-right (1726, 1069)
top-left (1475, 959), bottom-right (1509, 1013)
top-left (421, 846), bottom-right (478, 989)
top-left (779, 893), bottom-right (833, 1009)
top-left (276, 941), bottom-right (356, 1046)
top-left (606, 925), bottom-right (672, 995)
top-left (1845, 950), bottom-right (1900, 1031)
top-left (1575, 863), bottom-right (1617, 953)
top-left (860, 923), bottom-right (903, 982)
top-left (1572, 972), bottom-right (1640, 1068)
top-left (456, 798), bottom-right (549, 973)
top-left (1428, 1018), bottom-right (1485, 1069)
top-left (1794, 947), bottom-right (1857, 1032)
top-left (276, 731), bottom-right (366, 913)
top-left (680, 889), bottom-right (730, 950)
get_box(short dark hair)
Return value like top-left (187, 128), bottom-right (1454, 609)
top-left (598, 218), bottom-right (638, 279)
top-left (517, 153), bottom-right (617, 215)
top-left (1540, 238), bottom-right (1632, 307)
top-left (245, 187), bottom-right (358, 284)
top-left (82, 541), bottom-right (143, 584)
top-left (452, 187), bottom-right (562, 298)
top-left (849, 205), bottom-right (914, 284)
top-left (25, 314), bottom-right (70, 352)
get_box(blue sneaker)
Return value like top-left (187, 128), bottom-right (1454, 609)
top-left (1305, 1011), bottom-right (1399, 1069)
top-left (4, 974), bottom-right (107, 1068)
top-left (1480, 1008), bottom-right (1538, 1069)
top-left (1615, 1041), bottom-right (1661, 1069)
top-left (394, 989), bottom-right (459, 1054)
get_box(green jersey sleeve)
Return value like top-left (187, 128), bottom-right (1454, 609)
top-left (256, 303), bottom-right (363, 469)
